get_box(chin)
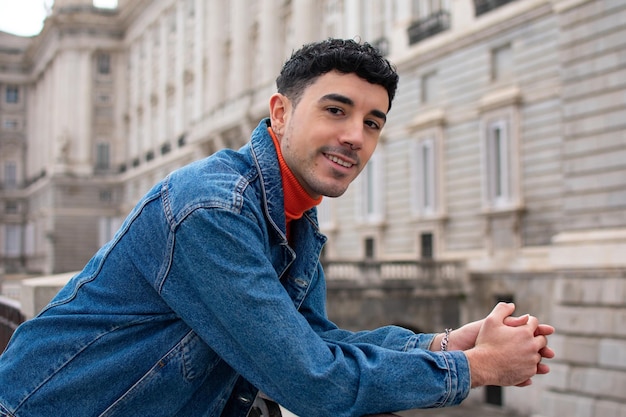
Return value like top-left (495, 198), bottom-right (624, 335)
top-left (321, 188), bottom-right (348, 198)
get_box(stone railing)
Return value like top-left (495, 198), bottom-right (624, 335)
top-left (323, 259), bottom-right (467, 291)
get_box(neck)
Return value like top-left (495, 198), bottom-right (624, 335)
top-left (268, 126), bottom-right (322, 227)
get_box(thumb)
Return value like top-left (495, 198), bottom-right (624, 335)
top-left (487, 302), bottom-right (516, 323)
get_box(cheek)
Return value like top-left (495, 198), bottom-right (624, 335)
top-left (361, 143), bottom-right (378, 164)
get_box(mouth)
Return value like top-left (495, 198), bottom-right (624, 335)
top-left (324, 153), bottom-right (354, 168)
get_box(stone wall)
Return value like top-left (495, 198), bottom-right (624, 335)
top-left (541, 270), bottom-right (626, 417)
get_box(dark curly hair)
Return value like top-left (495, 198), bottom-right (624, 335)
top-left (276, 38), bottom-right (399, 110)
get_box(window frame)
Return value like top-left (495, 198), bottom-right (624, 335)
top-left (97, 52), bottom-right (112, 75)
top-left (3, 161), bottom-right (18, 189)
top-left (3, 224), bottom-right (21, 257)
top-left (5, 85), bottom-right (19, 104)
top-left (95, 142), bottom-right (111, 171)
top-left (491, 43), bottom-right (513, 82)
top-left (357, 149), bottom-right (385, 225)
top-left (480, 106), bottom-right (521, 211)
top-left (410, 136), bottom-right (438, 217)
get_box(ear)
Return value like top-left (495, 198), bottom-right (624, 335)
top-left (268, 93), bottom-right (290, 137)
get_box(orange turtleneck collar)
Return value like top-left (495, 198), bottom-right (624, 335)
top-left (268, 126), bottom-right (322, 237)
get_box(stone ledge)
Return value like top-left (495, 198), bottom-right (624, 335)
top-left (20, 272), bottom-right (76, 319)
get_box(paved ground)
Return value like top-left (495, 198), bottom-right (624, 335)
top-left (397, 403), bottom-right (521, 417)
top-left (278, 403), bottom-right (520, 417)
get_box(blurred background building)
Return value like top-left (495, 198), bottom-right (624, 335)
top-left (0, 0), bottom-right (625, 416)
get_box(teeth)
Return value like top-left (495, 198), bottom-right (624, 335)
top-left (327, 154), bottom-right (353, 168)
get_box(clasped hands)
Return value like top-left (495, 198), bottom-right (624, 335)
top-left (431, 302), bottom-right (555, 388)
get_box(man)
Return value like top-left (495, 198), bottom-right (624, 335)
top-left (0, 39), bottom-right (554, 417)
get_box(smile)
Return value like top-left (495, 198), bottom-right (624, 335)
top-left (324, 153), bottom-right (354, 168)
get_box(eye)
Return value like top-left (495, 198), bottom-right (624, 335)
top-left (326, 106), bottom-right (345, 116)
top-left (365, 119), bottom-right (382, 130)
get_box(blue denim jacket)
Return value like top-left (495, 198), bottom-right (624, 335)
top-left (0, 119), bottom-right (470, 417)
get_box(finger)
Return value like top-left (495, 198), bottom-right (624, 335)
top-left (535, 324), bottom-right (555, 336)
top-left (527, 315), bottom-right (540, 332)
top-left (515, 379), bottom-right (533, 387)
top-left (533, 335), bottom-right (548, 352)
top-left (503, 314), bottom-right (529, 327)
top-left (539, 346), bottom-right (555, 359)
top-left (537, 362), bottom-right (550, 375)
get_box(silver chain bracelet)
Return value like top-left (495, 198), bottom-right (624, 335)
top-left (440, 328), bottom-right (452, 351)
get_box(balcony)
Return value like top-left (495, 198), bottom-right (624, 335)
top-left (323, 259), bottom-right (467, 293)
top-left (407, 10), bottom-right (451, 46)
top-left (474, 0), bottom-right (517, 16)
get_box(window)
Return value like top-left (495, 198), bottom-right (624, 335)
top-left (358, 150), bottom-right (384, 223)
top-left (3, 161), bottom-right (17, 189)
top-left (421, 71), bottom-right (438, 104)
top-left (491, 44), bottom-right (513, 82)
top-left (485, 118), bottom-right (510, 205)
top-left (407, 107), bottom-right (446, 219)
top-left (475, 0), bottom-right (517, 17)
top-left (3, 118), bottom-right (19, 130)
top-left (96, 92), bottom-right (111, 104)
top-left (3, 224), bottom-right (21, 256)
top-left (5, 85), bottom-right (19, 103)
top-left (99, 189), bottom-right (113, 202)
top-left (420, 232), bottom-right (434, 259)
top-left (479, 87), bottom-right (521, 211)
top-left (5, 201), bottom-right (18, 214)
top-left (411, 138), bottom-right (437, 215)
top-left (412, 0), bottom-right (451, 18)
top-left (481, 110), bottom-right (521, 211)
top-left (408, 0), bottom-right (451, 45)
top-left (364, 237), bottom-right (376, 260)
top-left (95, 142), bottom-right (110, 170)
top-left (97, 53), bottom-right (111, 75)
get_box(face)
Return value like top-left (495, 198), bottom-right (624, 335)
top-left (269, 71), bottom-right (389, 199)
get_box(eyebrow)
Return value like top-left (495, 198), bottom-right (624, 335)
top-left (320, 93), bottom-right (387, 123)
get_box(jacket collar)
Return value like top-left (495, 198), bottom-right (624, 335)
top-left (249, 118), bottom-right (289, 240)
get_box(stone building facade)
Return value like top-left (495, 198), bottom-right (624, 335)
top-left (0, 0), bottom-right (625, 416)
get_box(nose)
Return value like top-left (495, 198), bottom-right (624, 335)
top-left (339, 120), bottom-right (365, 151)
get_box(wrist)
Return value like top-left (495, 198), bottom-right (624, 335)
top-left (429, 329), bottom-right (453, 352)
top-left (429, 333), bottom-right (443, 352)
top-left (464, 348), bottom-right (490, 388)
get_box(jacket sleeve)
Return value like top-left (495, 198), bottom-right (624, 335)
top-left (296, 261), bottom-right (439, 352)
top-left (158, 207), bottom-right (471, 417)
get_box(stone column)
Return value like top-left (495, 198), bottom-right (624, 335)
top-left (259, 0), bottom-right (280, 85)
top-left (174, 0), bottom-right (185, 136)
top-left (292, 0), bottom-right (317, 47)
top-left (229, 0), bottom-right (249, 98)
top-left (128, 45), bottom-right (139, 159)
top-left (143, 35), bottom-right (153, 154)
top-left (193, 0), bottom-right (204, 122)
top-left (158, 17), bottom-right (168, 146)
top-left (206, 0), bottom-right (223, 111)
